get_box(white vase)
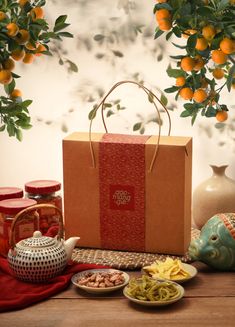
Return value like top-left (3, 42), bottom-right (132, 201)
top-left (193, 165), bottom-right (235, 229)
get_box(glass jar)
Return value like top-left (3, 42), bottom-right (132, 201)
top-left (0, 198), bottom-right (37, 257)
top-left (25, 180), bottom-right (62, 235)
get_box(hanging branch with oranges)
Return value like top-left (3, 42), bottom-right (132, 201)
top-left (154, 0), bottom-right (235, 125)
top-left (0, 0), bottom-right (77, 140)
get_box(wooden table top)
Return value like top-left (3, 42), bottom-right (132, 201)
top-left (1, 261), bottom-right (235, 327)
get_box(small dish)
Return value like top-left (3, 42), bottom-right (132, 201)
top-left (123, 280), bottom-right (184, 307)
top-left (71, 269), bottom-right (130, 294)
top-left (142, 263), bottom-right (198, 284)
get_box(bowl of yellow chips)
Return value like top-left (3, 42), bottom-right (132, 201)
top-left (142, 258), bottom-right (197, 283)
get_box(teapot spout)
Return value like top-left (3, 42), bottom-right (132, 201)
top-left (63, 237), bottom-right (80, 261)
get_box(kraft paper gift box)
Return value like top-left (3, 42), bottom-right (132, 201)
top-left (63, 132), bottom-right (192, 255)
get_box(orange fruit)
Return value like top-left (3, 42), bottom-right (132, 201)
top-left (181, 57), bottom-right (195, 71)
top-left (219, 37), bottom-right (235, 55)
top-left (0, 11), bottom-right (6, 21)
top-left (23, 53), bottom-right (35, 64)
top-left (157, 0), bottom-right (167, 2)
top-left (6, 23), bottom-right (19, 37)
top-left (25, 41), bottom-right (38, 50)
top-left (30, 7), bottom-right (44, 21)
top-left (194, 55), bottom-right (205, 71)
top-left (3, 58), bottom-right (15, 71)
top-left (10, 89), bottom-right (22, 98)
top-left (11, 48), bottom-right (25, 61)
top-left (202, 25), bottom-right (216, 41)
top-left (211, 50), bottom-right (228, 64)
top-left (176, 76), bottom-right (186, 87)
top-left (230, 0), bottom-right (235, 4)
top-left (193, 89), bottom-right (207, 103)
top-left (158, 19), bottom-right (172, 31)
top-left (179, 87), bottom-right (194, 100)
top-left (0, 69), bottom-right (12, 85)
top-left (212, 68), bottom-right (224, 79)
top-left (19, 0), bottom-right (29, 6)
top-left (182, 29), bottom-right (197, 39)
top-left (195, 37), bottom-right (208, 51)
top-left (216, 111), bottom-right (228, 122)
top-left (15, 29), bottom-right (30, 45)
top-left (156, 9), bottom-right (171, 21)
top-left (35, 43), bottom-right (46, 56)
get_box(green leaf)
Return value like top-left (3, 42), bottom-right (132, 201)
top-left (160, 93), bottom-right (168, 106)
top-left (21, 100), bottom-right (33, 107)
top-left (205, 106), bottom-right (217, 117)
top-left (166, 31), bottom-right (173, 41)
top-left (154, 28), bottom-right (164, 39)
top-left (88, 107), bottom-right (97, 120)
top-left (53, 22), bottom-right (70, 33)
top-left (172, 42), bottom-right (186, 49)
top-left (170, 55), bottom-right (184, 60)
top-left (227, 64), bottom-right (235, 91)
top-left (0, 125), bottom-right (5, 132)
top-left (153, 3), bottom-right (172, 13)
top-left (133, 122), bottom-right (142, 131)
top-left (4, 79), bottom-right (15, 95)
top-left (57, 32), bottom-right (73, 38)
top-left (166, 67), bottom-right (185, 78)
top-left (217, 0), bottom-right (230, 12)
top-left (187, 33), bottom-right (197, 49)
top-left (55, 15), bottom-right (68, 26)
top-left (191, 113), bottom-right (197, 125)
top-left (7, 123), bottom-right (15, 137)
top-left (180, 110), bottom-right (191, 117)
top-left (164, 86), bottom-right (179, 93)
top-left (16, 128), bottom-right (23, 141)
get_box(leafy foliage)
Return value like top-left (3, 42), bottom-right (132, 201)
top-left (154, 0), bottom-right (235, 124)
top-left (0, 0), bottom-right (77, 140)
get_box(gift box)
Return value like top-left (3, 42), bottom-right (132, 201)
top-left (63, 132), bottom-right (192, 255)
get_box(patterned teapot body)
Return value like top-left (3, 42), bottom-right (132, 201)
top-left (189, 213), bottom-right (235, 271)
top-left (8, 231), bottom-right (68, 282)
top-left (7, 204), bottom-right (79, 282)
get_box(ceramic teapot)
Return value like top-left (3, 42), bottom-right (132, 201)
top-left (189, 213), bottom-right (235, 271)
top-left (8, 204), bottom-right (80, 282)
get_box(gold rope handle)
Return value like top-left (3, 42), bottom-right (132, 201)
top-left (89, 80), bottom-right (171, 173)
top-left (9, 204), bottom-right (64, 250)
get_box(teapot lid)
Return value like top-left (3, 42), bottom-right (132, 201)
top-left (17, 231), bottom-right (57, 248)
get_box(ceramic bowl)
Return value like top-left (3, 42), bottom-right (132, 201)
top-left (123, 279), bottom-right (184, 307)
top-left (71, 269), bottom-right (130, 294)
top-left (142, 263), bottom-right (197, 284)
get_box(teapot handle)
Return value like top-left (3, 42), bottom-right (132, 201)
top-left (9, 204), bottom-right (64, 249)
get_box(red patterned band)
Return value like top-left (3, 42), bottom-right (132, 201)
top-left (99, 133), bottom-right (150, 251)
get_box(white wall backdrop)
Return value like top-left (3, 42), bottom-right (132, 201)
top-left (1, 0), bottom-right (235, 193)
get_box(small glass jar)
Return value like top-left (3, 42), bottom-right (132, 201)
top-left (0, 198), bottom-right (37, 257)
top-left (25, 180), bottom-right (62, 235)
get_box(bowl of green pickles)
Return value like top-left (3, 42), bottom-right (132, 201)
top-left (123, 275), bottom-right (184, 307)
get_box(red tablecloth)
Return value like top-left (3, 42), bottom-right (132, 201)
top-left (0, 256), bottom-right (107, 312)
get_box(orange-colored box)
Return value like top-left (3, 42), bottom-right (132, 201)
top-left (63, 132), bottom-right (192, 255)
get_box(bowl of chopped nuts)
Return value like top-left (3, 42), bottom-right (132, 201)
top-left (71, 269), bottom-right (130, 294)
